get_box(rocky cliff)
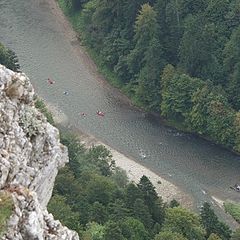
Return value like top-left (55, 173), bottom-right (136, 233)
top-left (0, 65), bottom-right (79, 239)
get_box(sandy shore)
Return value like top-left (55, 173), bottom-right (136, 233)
top-left (54, 120), bottom-right (193, 208)
top-left (79, 132), bottom-right (193, 208)
top-left (46, 100), bottom-right (193, 207)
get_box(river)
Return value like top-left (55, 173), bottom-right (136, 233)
top-left (0, 0), bottom-right (239, 225)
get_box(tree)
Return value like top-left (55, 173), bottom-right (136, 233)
top-left (54, 167), bottom-right (82, 200)
top-left (89, 201), bottom-right (108, 224)
top-left (161, 70), bottom-right (204, 121)
top-left (163, 207), bottom-right (205, 240)
top-left (127, 4), bottom-right (159, 78)
top-left (164, 0), bottom-right (183, 63)
top-left (231, 228), bottom-right (240, 240)
top-left (154, 231), bottom-right (187, 240)
top-left (107, 199), bottom-right (130, 221)
top-left (86, 174), bottom-right (117, 205)
top-left (150, 198), bottom-right (166, 226)
top-left (223, 26), bottom-right (240, 109)
top-left (120, 217), bottom-right (150, 240)
top-left (169, 199), bottom-right (180, 208)
top-left (133, 199), bottom-right (153, 229)
top-left (178, 0), bottom-right (207, 17)
top-left (125, 183), bottom-right (143, 208)
top-left (86, 145), bottom-right (115, 176)
top-left (137, 175), bottom-right (158, 206)
top-left (188, 83), bottom-right (213, 134)
top-left (200, 202), bottom-right (232, 240)
top-left (48, 194), bottom-right (81, 232)
top-left (85, 222), bottom-right (105, 240)
top-left (103, 221), bottom-right (125, 240)
top-left (111, 167), bottom-right (128, 188)
top-left (225, 1), bottom-right (240, 31)
top-left (179, 15), bottom-right (223, 83)
top-left (208, 233), bottom-right (222, 240)
top-left (234, 112), bottom-right (240, 152)
top-left (0, 43), bottom-right (20, 72)
top-left (134, 37), bottom-right (164, 110)
top-left (60, 133), bottom-right (85, 177)
top-left (66, 0), bottom-right (88, 10)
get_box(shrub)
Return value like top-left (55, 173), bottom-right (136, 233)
top-left (35, 98), bottom-right (54, 125)
top-left (224, 201), bottom-right (240, 223)
top-left (0, 192), bottom-right (14, 237)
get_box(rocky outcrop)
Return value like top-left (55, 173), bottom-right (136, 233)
top-left (0, 65), bottom-right (79, 239)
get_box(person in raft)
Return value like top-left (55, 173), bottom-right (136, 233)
top-left (47, 78), bottom-right (54, 84)
top-left (96, 111), bottom-right (105, 116)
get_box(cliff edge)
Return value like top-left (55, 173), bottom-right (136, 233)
top-left (0, 65), bottom-right (79, 239)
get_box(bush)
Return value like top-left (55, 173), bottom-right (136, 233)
top-left (34, 98), bottom-right (54, 125)
top-left (224, 201), bottom-right (240, 223)
top-left (0, 192), bottom-right (14, 237)
top-left (0, 42), bottom-right (20, 72)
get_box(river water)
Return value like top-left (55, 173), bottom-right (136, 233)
top-left (0, 0), bottom-right (239, 223)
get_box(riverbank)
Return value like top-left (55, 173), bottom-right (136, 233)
top-left (47, 102), bottom-right (240, 228)
top-left (28, 0), bottom-right (239, 228)
top-left (69, 127), bottom-right (194, 208)
top-left (49, 0), bottom-right (239, 155)
top-left (47, 102), bottom-right (193, 207)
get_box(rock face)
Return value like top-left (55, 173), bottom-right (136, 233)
top-left (0, 65), bottom-right (79, 240)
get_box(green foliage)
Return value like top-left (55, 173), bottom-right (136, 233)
top-left (0, 42), bottom-right (20, 72)
top-left (201, 202), bottom-right (231, 240)
top-left (59, 0), bottom-right (240, 153)
top-left (120, 217), bottom-right (150, 240)
top-left (48, 194), bottom-right (81, 232)
top-left (208, 233), bottom-right (223, 240)
top-left (224, 26), bottom-right (240, 109)
top-left (163, 207), bottom-right (205, 240)
top-left (86, 174), bottom-right (117, 205)
top-left (133, 198), bottom-right (153, 229)
top-left (110, 167), bottom-right (128, 188)
top-left (107, 199), bottom-right (130, 222)
top-left (49, 132), bottom-right (232, 239)
top-left (169, 199), bottom-right (180, 208)
top-left (179, 15), bottom-right (223, 83)
top-left (224, 201), bottom-right (240, 223)
top-left (85, 222), bottom-right (105, 240)
top-left (138, 175), bottom-right (158, 205)
top-left (34, 98), bottom-right (54, 124)
top-left (154, 231), bottom-right (187, 240)
top-left (231, 228), bottom-right (240, 240)
top-left (103, 221), bottom-right (125, 240)
top-left (0, 192), bottom-right (14, 237)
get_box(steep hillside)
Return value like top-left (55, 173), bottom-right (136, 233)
top-left (0, 65), bottom-right (78, 239)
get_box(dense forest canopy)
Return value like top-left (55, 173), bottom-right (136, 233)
top-left (48, 133), bottom-right (236, 240)
top-left (61, 0), bottom-right (240, 153)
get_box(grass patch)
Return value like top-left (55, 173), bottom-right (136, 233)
top-left (0, 192), bottom-right (14, 237)
top-left (224, 201), bottom-right (240, 223)
top-left (35, 98), bottom-right (54, 125)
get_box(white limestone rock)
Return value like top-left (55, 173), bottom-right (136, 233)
top-left (0, 65), bottom-right (79, 240)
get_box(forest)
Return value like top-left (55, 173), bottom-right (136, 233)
top-left (1, 42), bottom-right (238, 239)
top-left (48, 132), bottom-right (237, 240)
top-left (1, 0), bottom-right (240, 237)
top-left (59, 0), bottom-right (240, 152)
